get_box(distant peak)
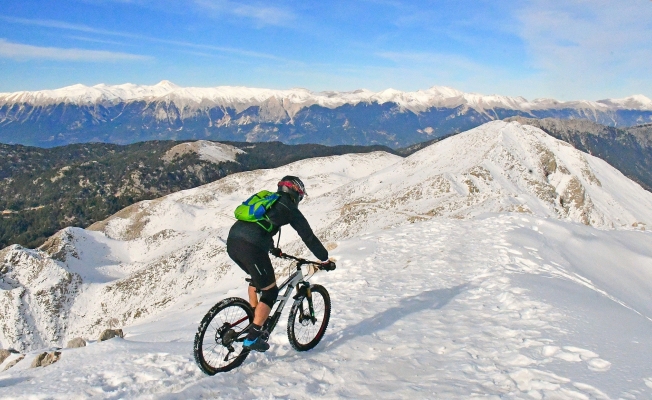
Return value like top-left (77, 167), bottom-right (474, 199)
top-left (627, 94), bottom-right (652, 103)
top-left (62, 84), bottom-right (89, 90)
top-left (155, 80), bottom-right (178, 88)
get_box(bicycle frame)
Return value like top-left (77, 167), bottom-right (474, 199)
top-left (231, 257), bottom-right (320, 343)
top-left (264, 262), bottom-right (313, 333)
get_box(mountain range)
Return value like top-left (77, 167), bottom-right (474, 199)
top-left (2, 82), bottom-right (652, 148)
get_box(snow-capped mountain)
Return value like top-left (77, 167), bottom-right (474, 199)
top-left (1, 81), bottom-right (651, 148)
top-left (2, 81), bottom-right (652, 113)
top-left (2, 121), bottom-right (652, 398)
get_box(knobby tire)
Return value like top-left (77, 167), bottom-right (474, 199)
top-left (193, 297), bottom-right (254, 375)
top-left (287, 284), bottom-right (331, 352)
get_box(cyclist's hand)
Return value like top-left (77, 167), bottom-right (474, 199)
top-left (270, 247), bottom-right (283, 258)
top-left (320, 260), bottom-right (336, 271)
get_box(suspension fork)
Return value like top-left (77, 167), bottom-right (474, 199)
top-left (296, 282), bottom-right (316, 323)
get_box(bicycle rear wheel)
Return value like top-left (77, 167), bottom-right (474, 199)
top-left (194, 297), bottom-right (254, 375)
top-left (287, 284), bottom-right (331, 351)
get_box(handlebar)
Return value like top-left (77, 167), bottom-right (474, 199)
top-left (278, 253), bottom-right (321, 266)
top-left (273, 251), bottom-right (335, 271)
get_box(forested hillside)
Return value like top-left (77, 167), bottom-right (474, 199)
top-left (0, 141), bottom-right (393, 248)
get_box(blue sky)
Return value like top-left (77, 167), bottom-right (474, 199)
top-left (1, 0), bottom-right (651, 100)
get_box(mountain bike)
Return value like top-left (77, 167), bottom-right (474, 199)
top-left (193, 253), bottom-right (333, 375)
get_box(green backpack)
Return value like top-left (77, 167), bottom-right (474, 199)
top-left (234, 190), bottom-right (280, 232)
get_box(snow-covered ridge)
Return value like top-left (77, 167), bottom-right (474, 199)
top-left (3, 122), bottom-right (652, 398)
top-left (1, 80), bottom-right (651, 114)
top-left (3, 121), bottom-right (652, 354)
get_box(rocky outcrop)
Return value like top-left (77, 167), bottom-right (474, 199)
top-left (66, 337), bottom-right (86, 348)
top-left (98, 329), bottom-right (124, 342)
top-left (0, 243), bottom-right (82, 352)
top-left (0, 348), bottom-right (11, 364)
top-left (505, 117), bottom-right (652, 192)
top-left (3, 355), bottom-right (24, 371)
top-left (30, 351), bottom-right (61, 368)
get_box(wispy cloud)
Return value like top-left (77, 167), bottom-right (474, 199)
top-left (157, 38), bottom-right (287, 61)
top-left (193, 0), bottom-right (296, 27)
top-left (374, 50), bottom-right (511, 91)
top-left (0, 16), bottom-right (136, 38)
top-left (515, 0), bottom-right (652, 98)
top-left (1, 15), bottom-right (287, 61)
top-left (64, 35), bottom-right (133, 46)
top-left (377, 51), bottom-right (488, 73)
top-left (0, 39), bottom-right (150, 61)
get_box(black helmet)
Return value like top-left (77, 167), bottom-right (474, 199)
top-left (277, 175), bottom-right (307, 203)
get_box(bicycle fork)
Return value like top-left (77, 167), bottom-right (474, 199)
top-left (295, 282), bottom-right (317, 324)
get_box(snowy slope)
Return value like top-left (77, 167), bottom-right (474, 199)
top-left (1, 215), bottom-right (651, 399)
top-left (0, 151), bottom-right (403, 352)
top-left (3, 121), bottom-right (652, 352)
top-left (1, 81), bottom-right (651, 117)
top-left (2, 121), bottom-right (652, 398)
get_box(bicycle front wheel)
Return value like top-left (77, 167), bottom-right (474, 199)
top-left (287, 284), bottom-right (331, 351)
top-left (194, 297), bottom-right (254, 375)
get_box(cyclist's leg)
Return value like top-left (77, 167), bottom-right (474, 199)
top-left (248, 284), bottom-right (259, 308)
top-left (226, 238), bottom-right (277, 351)
top-left (243, 252), bottom-right (277, 350)
top-left (253, 282), bottom-right (277, 325)
top-left (244, 283), bottom-right (276, 351)
top-left (227, 238), bottom-right (274, 308)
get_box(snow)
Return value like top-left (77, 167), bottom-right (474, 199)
top-left (2, 121), bottom-right (652, 398)
top-left (2, 215), bottom-right (652, 398)
top-left (161, 141), bottom-right (245, 164)
top-left (2, 81), bottom-right (651, 116)
top-left (597, 95), bottom-right (652, 111)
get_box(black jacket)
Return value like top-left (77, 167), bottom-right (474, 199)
top-left (227, 192), bottom-right (329, 261)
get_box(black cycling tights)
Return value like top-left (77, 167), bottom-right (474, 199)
top-left (226, 238), bottom-right (276, 289)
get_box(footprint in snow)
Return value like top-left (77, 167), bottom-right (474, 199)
top-left (587, 358), bottom-right (611, 372)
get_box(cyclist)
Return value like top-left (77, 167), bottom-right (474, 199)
top-left (226, 176), bottom-right (335, 352)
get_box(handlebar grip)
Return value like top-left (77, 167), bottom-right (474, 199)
top-left (320, 261), bottom-right (336, 271)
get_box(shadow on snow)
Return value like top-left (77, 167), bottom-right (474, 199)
top-left (325, 283), bottom-right (469, 350)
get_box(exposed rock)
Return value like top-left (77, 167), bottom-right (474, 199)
top-left (30, 352), bottom-right (47, 368)
top-left (41, 351), bottom-right (61, 367)
top-left (0, 244), bottom-right (82, 352)
top-left (0, 349), bottom-right (11, 364)
top-left (66, 337), bottom-right (87, 348)
top-left (30, 351), bottom-right (61, 368)
top-left (3, 355), bottom-right (24, 371)
top-left (98, 329), bottom-right (124, 342)
top-left (39, 229), bottom-right (79, 262)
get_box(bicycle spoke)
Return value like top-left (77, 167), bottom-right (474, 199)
top-left (290, 289), bottom-right (329, 347)
top-left (194, 298), bottom-right (254, 374)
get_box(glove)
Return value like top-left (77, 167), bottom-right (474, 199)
top-left (320, 260), bottom-right (336, 271)
top-left (270, 247), bottom-right (283, 258)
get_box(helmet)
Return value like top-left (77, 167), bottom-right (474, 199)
top-left (277, 176), bottom-right (307, 203)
